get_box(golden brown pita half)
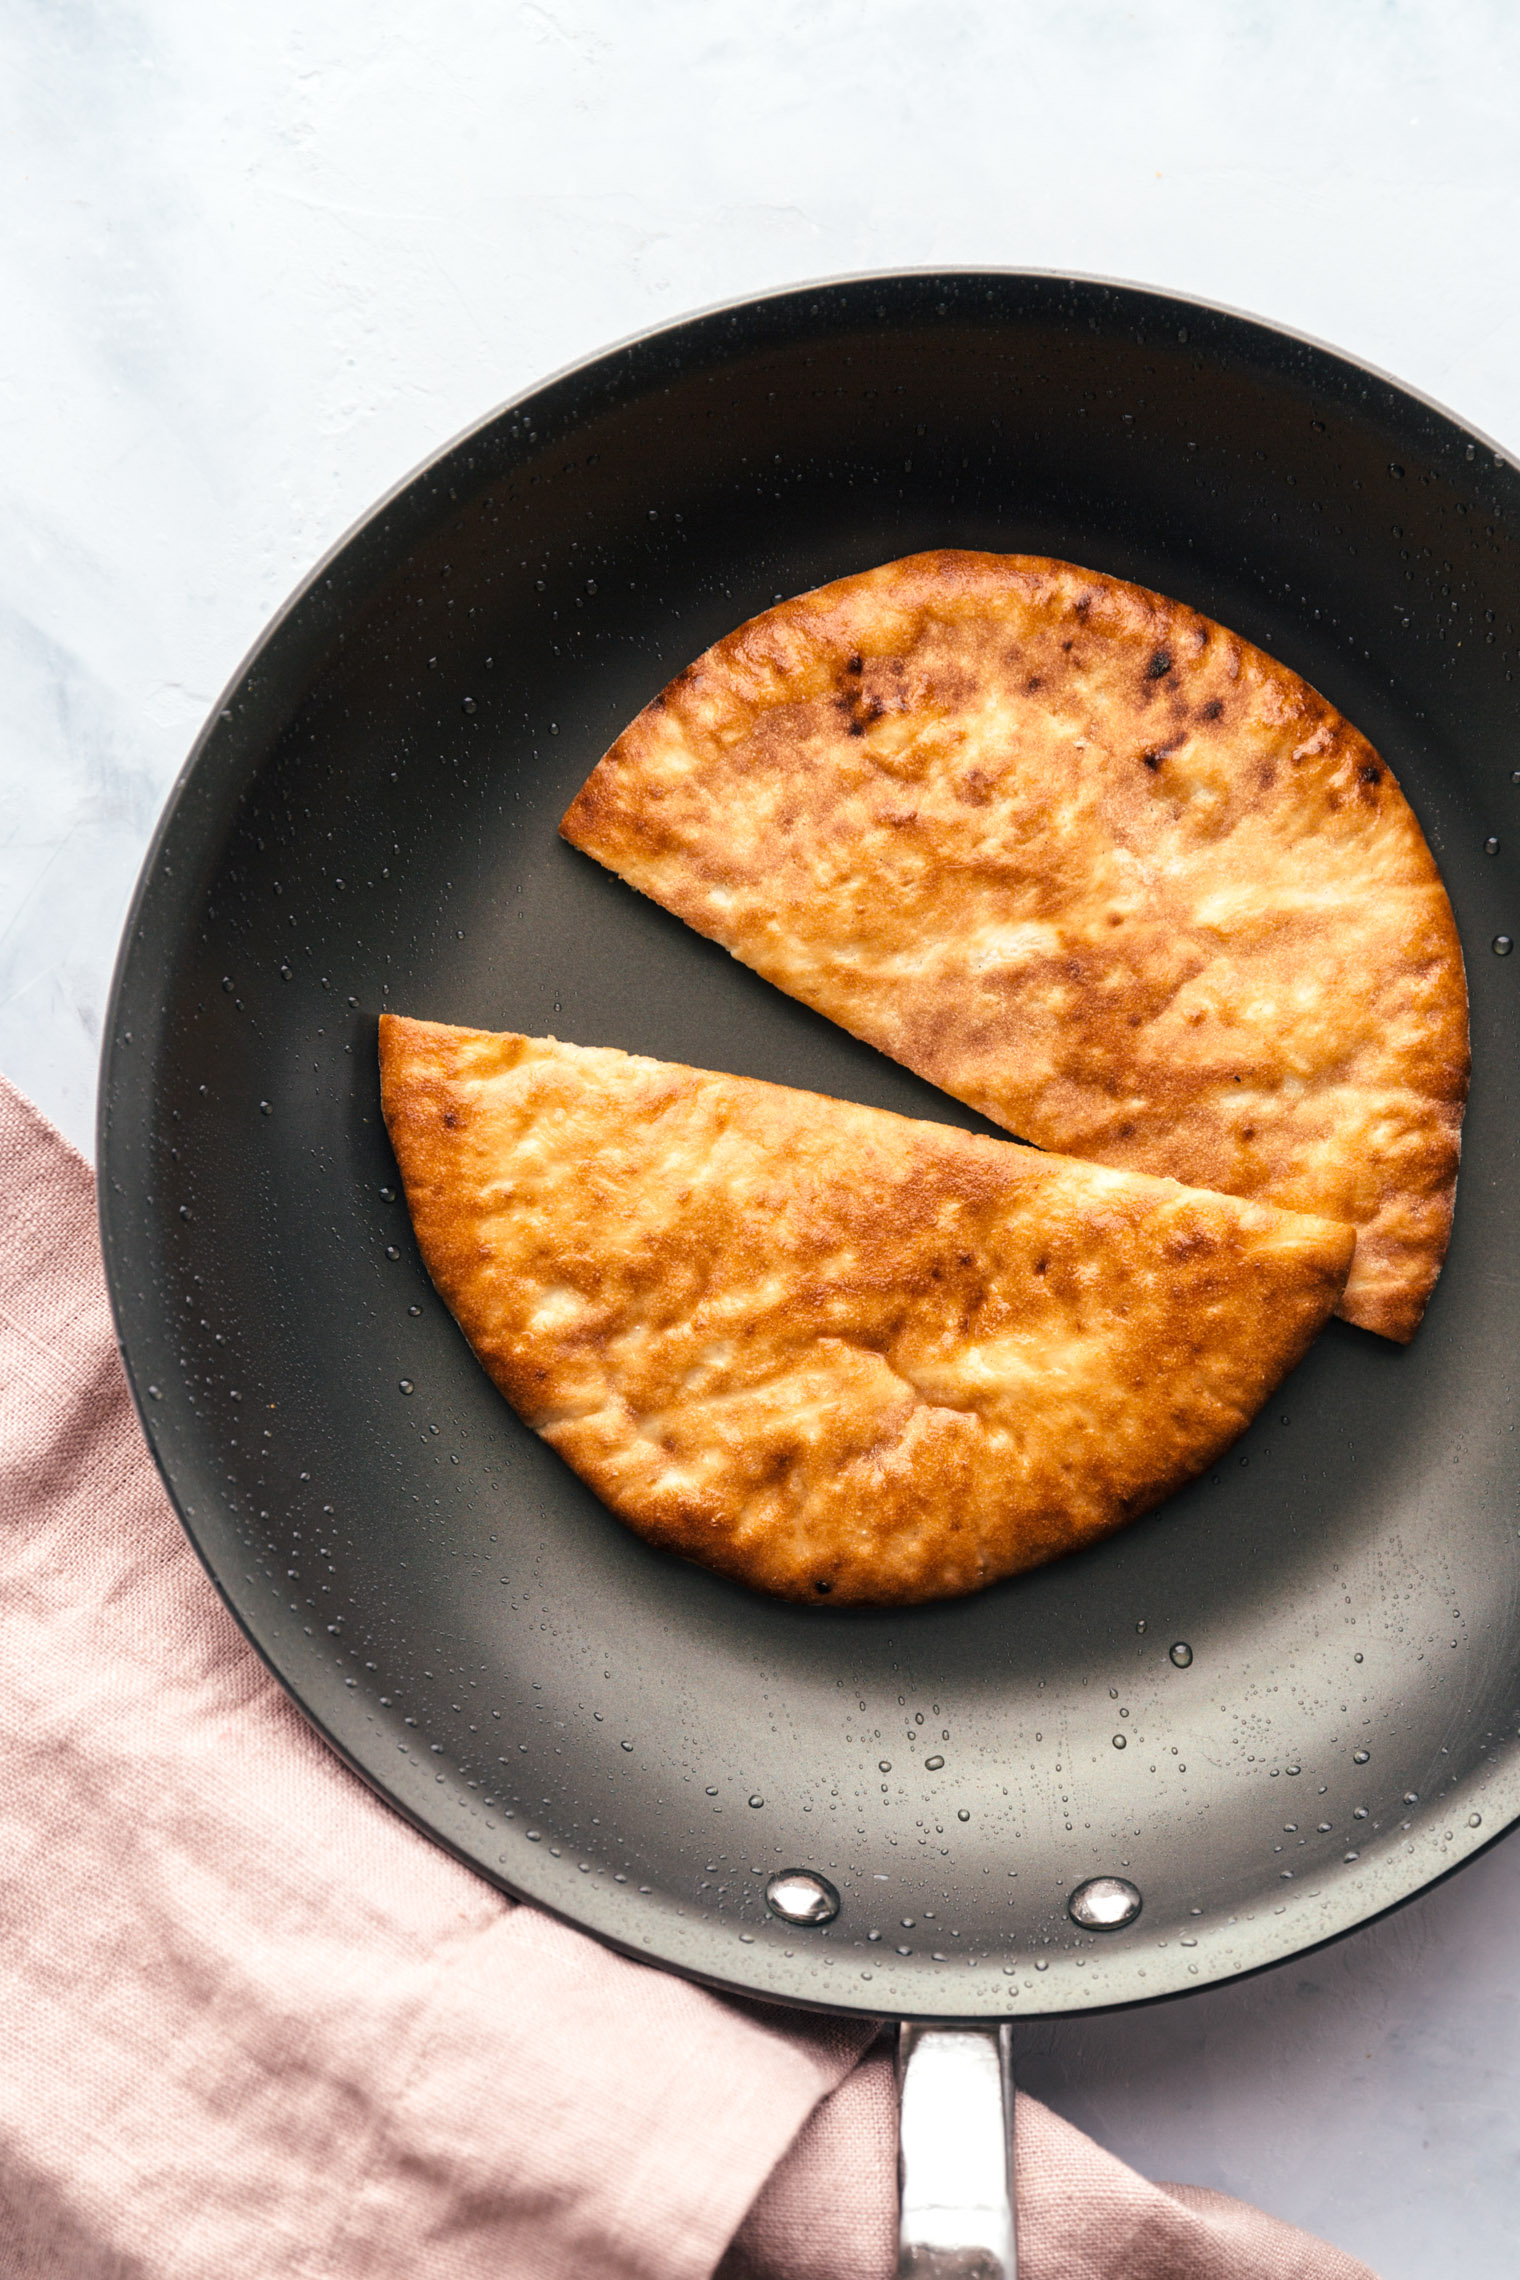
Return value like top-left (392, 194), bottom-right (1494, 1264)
top-left (561, 551), bottom-right (1468, 1342)
top-left (379, 1015), bottom-right (1353, 1606)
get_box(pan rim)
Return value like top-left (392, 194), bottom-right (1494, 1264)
top-left (97, 266), bottom-right (1520, 2022)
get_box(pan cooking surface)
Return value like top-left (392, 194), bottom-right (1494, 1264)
top-left (100, 273), bottom-right (1520, 2019)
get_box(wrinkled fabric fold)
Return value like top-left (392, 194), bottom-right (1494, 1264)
top-left (0, 1072), bottom-right (1376, 2280)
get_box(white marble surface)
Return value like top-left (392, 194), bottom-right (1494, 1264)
top-left (3, 3), bottom-right (1519, 2270)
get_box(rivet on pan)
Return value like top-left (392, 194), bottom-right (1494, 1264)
top-left (1494, 935), bottom-right (1513, 957)
top-left (765, 1870), bottom-right (840, 1926)
top-left (1068, 1876), bottom-right (1142, 1931)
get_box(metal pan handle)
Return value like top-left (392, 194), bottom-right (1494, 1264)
top-left (897, 2022), bottom-right (1017, 2279)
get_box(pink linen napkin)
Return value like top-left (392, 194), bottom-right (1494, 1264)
top-left (0, 1069), bottom-right (1377, 2280)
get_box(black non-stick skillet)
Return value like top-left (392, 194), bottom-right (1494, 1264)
top-left (99, 272), bottom-right (1520, 2274)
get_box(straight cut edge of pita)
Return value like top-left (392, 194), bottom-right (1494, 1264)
top-left (379, 1015), bottom-right (1354, 1606)
top-left (559, 550), bottom-right (1469, 1344)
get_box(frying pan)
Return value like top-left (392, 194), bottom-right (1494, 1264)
top-left (99, 272), bottom-right (1520, 2272)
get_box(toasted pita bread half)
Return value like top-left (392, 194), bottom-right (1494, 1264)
top-left (561, 551), bottom-right (1468, 1342)
top-left (380, 1015), bottom-right (1353, 1606)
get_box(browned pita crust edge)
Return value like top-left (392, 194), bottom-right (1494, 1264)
top-left (379, 1015), bottom-right (1354, 1605)
top-left (561, 551), bottom-right (1469, 1342)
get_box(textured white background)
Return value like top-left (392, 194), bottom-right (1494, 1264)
top-left (3, 3), bottom-right (1519, 2270)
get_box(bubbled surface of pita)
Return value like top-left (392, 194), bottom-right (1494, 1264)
top-left (380, 1018), bottom-right (1352, 1604)
top-left (561, 551), bottom-right (1468, 1342)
